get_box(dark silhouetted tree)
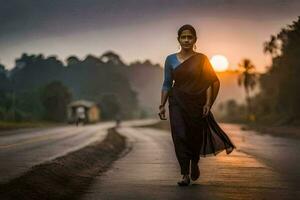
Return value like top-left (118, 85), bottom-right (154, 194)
top-left (253, 16), bottom-right (300, 125)
top-left (237, 59), bottom-right (257, 120)
top-left (100, 51), bottom-right (125, 65)
top-left (41, 81), bottom-right (72, 122)
top-left (99, 93), bottom-right (121, 120)
top-left (66, 56), bottom-right (80, 66)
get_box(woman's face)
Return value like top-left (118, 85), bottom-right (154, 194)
top-left (178, 29), bottom-right (197, 50)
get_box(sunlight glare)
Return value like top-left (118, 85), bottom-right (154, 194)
top-left (210, 55), bottom-right (229, 72)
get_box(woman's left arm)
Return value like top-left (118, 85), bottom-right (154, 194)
top-left (210, 80), bottom-right (220, 106)
top-left (203, 80), bottom-right (220, 116)
top-left (203, 56), bottom-right (221, 115)
top-left (205, 85), bottom-right (212, 107)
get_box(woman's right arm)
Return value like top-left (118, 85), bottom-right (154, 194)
top-left (159, 90), bottom-right (169, 120)
top-left (159, 57), bottom-right (172, 120)
top-left (160, 90), bottom-right (169, 108)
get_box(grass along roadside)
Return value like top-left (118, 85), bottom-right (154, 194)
top-left (0, 127), bottom-right (127, 200)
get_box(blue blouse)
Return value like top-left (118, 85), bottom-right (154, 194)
top-left (161, 53), bottom-right (181, 92)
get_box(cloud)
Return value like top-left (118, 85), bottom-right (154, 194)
top-left (1, 0), bottom-right (299, 41)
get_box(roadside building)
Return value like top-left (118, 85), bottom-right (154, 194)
top-left (67, 100), bottom-right (100, 124)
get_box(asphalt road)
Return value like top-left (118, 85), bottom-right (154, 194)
top-left (83, 124), bottom-right (300, 200)
top-left (0, 122), bottom-right (114, 183)
top-left (1, 120), bottom-right (299, 199)
top-left (0, 119), bottom-right (159, 183)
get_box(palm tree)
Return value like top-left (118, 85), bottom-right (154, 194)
top-left (263, 35), bottom-right (281, 57)
top-left (237, 59), bottom-right (257, 121)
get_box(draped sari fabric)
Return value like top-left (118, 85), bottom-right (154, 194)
top-left (168, 53), bottom-right (236, 160)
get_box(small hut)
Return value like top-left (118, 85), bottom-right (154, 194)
top-left (67, 100), bottom-right (100, 124)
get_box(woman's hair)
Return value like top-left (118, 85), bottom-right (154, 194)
top-left (177, 24), bottom-right (197, 39)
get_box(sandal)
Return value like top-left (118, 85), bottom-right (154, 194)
top-left (177, 175), bottom-right (190, 186)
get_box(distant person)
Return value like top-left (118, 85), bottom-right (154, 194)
top-left (76, 107), bottom-right (86, 126)
top-left (115, 113), bottom-right (122, 128)
top-left (158, 24), bottom-right (236, 186)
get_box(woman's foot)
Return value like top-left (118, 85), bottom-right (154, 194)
top-left (177, 175), bottom-right (190, 186)
top-left (191, 160), bottom-right (200, 181)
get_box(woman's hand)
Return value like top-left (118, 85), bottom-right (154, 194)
top-left (158, 105), bottom-right (167, 120)
top-left (202, 104), bottom-right (211, 117)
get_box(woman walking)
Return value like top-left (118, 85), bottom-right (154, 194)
top-left (158, 24), bottom-right (236, 186)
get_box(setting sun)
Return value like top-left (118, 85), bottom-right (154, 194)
top-left (210, 55), bottom-right (229, 72)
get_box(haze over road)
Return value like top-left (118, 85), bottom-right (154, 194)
top-left (83, 124), bottom-right (300, 200)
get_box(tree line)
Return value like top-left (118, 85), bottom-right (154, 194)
top-left (0, 51), bottom-right (161, 122)
top-left (221, 16), bottom-right (300, 126)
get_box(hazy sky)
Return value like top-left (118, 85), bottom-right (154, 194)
top-left (0, 0), bottom-right (299, 72)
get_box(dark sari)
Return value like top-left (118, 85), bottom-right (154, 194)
top-left (168, 53), bottom-right (236, 174)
